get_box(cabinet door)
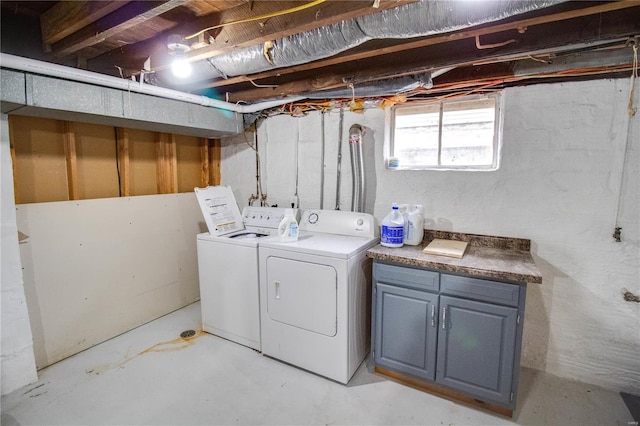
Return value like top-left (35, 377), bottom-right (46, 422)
top-left (436, 295), bottom-right (517, 405)
top-left (375, 283), bottom-right (438, 381)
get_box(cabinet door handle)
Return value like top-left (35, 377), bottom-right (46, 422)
top-left (441, 305), bottom-right (447, 330)
top-left (431, 305), bottom-right (436, 327)
top-left (275, 281), bottom-right (280, 299)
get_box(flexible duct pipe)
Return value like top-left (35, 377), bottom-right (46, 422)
top-left (0, 53), bottom-right (304, 114)
top-left (349, 124), bottom-right (365, 213)
top-left (177, 0), bottom-right (565, 81)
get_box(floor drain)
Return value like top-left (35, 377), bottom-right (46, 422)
top-left (180, 330), bottom-right (196, 339)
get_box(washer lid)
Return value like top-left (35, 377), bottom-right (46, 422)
top-left (194, 186), bottom-right (244, 237)
top-left (259, 232), bottom-right (379, 259)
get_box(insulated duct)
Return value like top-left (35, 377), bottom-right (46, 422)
top-left (160, 0), bottom-right (565, 86)
top-left (305, 73), bottom-right (432, 100)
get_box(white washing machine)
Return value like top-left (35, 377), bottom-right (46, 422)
top-left (195, 186), bottom-right (293, 351)
top-left (258, 209), bottom-right (379, 384)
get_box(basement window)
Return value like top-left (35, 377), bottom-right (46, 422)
top-left (386, 94), bottom-right (501, 170)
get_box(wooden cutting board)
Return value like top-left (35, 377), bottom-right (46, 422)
top-left (423, 239), bottom-right (469, 258)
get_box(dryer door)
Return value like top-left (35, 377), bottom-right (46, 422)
top-left (266, 256), bottom-right (337, 337)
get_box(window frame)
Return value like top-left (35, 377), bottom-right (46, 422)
top-left (384, 93), bottom-right (503, 171)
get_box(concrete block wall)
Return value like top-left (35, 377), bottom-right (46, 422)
top-left (221, 78), bottom-right (639, 394)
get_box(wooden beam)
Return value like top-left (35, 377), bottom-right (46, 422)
top-left (50, 0), bottom-right (192, 60)
top-left (156, 132), bottom-right (178, 194)
top-left (116, 127), bottom-right (130, 197)
top-left (210, 139), bottom-right (221, 187)
top-left (204, 1), bottom-right (640, 92)
top-left (63, 121), bottom-right (80, 200)
top-left (200, 137), bottom-right (210, 187)
top-left (40, 1), bottom-right (130, 47)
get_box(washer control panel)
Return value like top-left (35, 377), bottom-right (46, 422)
top-left (242, 207), bottom-right (298, 229)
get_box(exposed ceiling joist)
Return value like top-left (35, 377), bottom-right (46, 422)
top-left (204, 0), bottom-right (640, 93)
top-left (40, 1), bottom-right (130, 48)
top-left (93, 0), bottom-right (416, 75)
top-left (48, 0), bottom-right (193, 60)
top-left (1, 0), bottom-right (639, 106)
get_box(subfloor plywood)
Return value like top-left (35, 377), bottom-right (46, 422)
top-left (175, 134), bottom-right (203, 193)
top-left (128, 128), bottom-right (157, 196)
top-left (10, 115), bottom-right (68, 203)
top-left (74, 121), bottom-right (119, 199)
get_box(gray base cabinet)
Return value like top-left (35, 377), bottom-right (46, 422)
top-left (375, 283), bottom-right (438, 380)
top-left (372, 261), bottom-right (527, 415)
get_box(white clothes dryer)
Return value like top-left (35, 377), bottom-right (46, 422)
top-left (258, 209), bottom-right (379, 384)
top-left (195, 186), bottom-right (294, 351)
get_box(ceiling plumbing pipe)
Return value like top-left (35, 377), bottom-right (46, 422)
top-left (349, 124), bottom-right (365, 213)
top-left (0, 53), bottom-right (304, 114)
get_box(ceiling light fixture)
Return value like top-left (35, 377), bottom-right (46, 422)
top-left (167, 34), bottom-right (192, 78)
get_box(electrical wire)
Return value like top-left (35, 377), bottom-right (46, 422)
top-left (627, 41), bottom-right (638, 117)
top-left (113, 127), bottom-right (122, 197)
top-left (254, 63), bottom-right (637, 117)
top-left (294, 120), bottom-right (300, 208)
top-left (613, 40), bottom-right (639, 240)
top-left (185, 0), bottom-right (326, 41)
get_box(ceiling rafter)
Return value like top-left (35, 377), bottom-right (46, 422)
top-left (40, 1), bottom-right (131, 49)
top-left (48, 0), bottom-right (193, 60)
top-left (2, 0), bottom-right (639, 104)
top-left (87, 0), bottom-right (416, 76)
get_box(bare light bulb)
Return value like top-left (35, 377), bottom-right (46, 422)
top-left (171, 58), bottom-right (192, 78)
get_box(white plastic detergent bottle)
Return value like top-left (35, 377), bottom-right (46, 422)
top-left (381, 204), bottom-right (404, 248)
top-left (398, 204), bottom-right (410, 244)
top-left (278, 209), bottom-right (299, 242)
top-left (405, 204), bottom-right (425, 246)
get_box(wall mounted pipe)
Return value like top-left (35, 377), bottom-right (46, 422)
top-left (335, 107), bottom-right (344, 210)
top-left (0, 53), bottom-right (304, 114)
top-left (320, 111), bottom-right (326, 209)
top-left (349, 124), bottom-right (365, 213)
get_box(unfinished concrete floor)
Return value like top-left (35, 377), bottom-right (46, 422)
top-left (1, 302), bottom-right (635, 425)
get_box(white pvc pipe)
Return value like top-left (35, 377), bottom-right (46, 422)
top-left (0, 53), bottom-right (304, 114)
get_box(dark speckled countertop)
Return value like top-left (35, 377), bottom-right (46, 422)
top-left (367, 229), bottom-right (542, 284)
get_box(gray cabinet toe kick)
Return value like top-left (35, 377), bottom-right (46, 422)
top-left (371, 261), bottom-right (527, 417)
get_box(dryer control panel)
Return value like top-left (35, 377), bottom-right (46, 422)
top-left (299, 209), bottom-right (378, 238)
